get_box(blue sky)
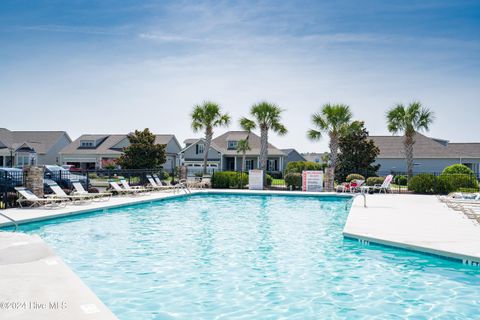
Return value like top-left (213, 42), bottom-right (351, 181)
top-left (1, 0), bottom-right (479, 152)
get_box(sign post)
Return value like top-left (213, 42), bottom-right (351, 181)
top-left (249, 170), bottom-right (263, 190)
top-left (302, 170), bottom-right (324, 192)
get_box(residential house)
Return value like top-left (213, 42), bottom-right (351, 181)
top-left (59, 134), bottom-right (182, 171)
top-left (179, 131), bottom-right (287, 173)
top-left (370, 133), bottom-right (480, 174)
top-left (281, 149), bottom-right (306, 168)
top-left (0, 128), bottom-right (71, 167)
top-left (302, 152), bottom-right (328, 164)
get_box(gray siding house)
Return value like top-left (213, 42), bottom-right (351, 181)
top-left (60, 133), bottom-right (181, 171)
top-left (370, 133), bottom-right (480, 174)
top-left (281, 149), bottom-right (306, 168)
top-left (0, 128), bottom-right (71, 167)
top-left (179, 131), bottom-right (287, 173)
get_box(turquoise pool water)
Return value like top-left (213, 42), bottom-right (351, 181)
top-left (19, 194), bottom-right (480, 319)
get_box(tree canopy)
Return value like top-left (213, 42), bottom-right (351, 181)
top-left (117, 128), bottom-right (166, 169)
top-left (335, 121), bottom-right (380, 182)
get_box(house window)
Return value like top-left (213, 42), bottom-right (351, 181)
top-left (196, 144), bottom-right (204, 154)
top-left (227, 141), bottom-right (238, 150)
top-left (80, 140), bottom-right (95, 148)
top-left (246, 159), bottom-right (254, 170)
top-left (267, 159), bottom-right (277, 171)
top-left (16, 155), bottom-right (30, 167)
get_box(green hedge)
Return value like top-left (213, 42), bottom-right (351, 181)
top-left (345, 174), bottom-right (365, 182)
top-left (408, 173), bottom-right (479, 194)
top-left (442, 164), bottom-right (474, 175)
top-left (365, 177), bottom-right (385, 186)
top-left (285, 173), bottom-right (302, 190)
top-left (393, 175), bottom-right (408, 186)
top-left (408, 174), bottom-right (436, 194)
top-left (211, 172), bottom-right (248, 188)
top-left (211, 171), bottom-right (272, 188)
top-left (285, 161), bottom-right (322, 174)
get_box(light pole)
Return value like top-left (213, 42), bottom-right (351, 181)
top-left (8, 147), bottom-right (14, 168)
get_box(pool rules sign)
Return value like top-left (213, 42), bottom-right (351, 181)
top-left (302, 171), bottom-right (324, 192)
top-left (249, 170), bottom-right (263, 190)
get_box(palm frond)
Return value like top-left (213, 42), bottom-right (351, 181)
top-left (307, 129), bottom-right (322, 141)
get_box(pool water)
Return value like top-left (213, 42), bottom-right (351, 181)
top-left (20, 194), bottom-right (480, 319)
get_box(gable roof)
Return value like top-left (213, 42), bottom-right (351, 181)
top-left (370, 133), bottom-right (480, 159)
top-left (281, 148), bottom-right (307, 161)
top-left (0, 128), bottom-right (71, 154)
top-left (60, 133), bottom-right (179, 155)
top-left (212, 131), bottom-right (286, 156)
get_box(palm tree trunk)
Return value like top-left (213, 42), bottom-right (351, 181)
top-left (326, 133), bottom-right (339, 191)
top-left (404, 132), bottom-right (415, 178)
top-left (203, 127), bottom-right (213, 175)
top-left (242, 152), bottom-right (246, 172)
top-left (260, 125), bottom-right (268, 187)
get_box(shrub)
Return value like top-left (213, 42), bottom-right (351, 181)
top-left (211, 171), bottom-right (248, 188)
top-left (345, 174), bottom-right (365, 182)
top-left (408, 174), bottom-right (436, 194)
top-left (88, 187), bottom-right (99, 193)
top-left (285, 173), bottom-right (302, 190)
top-left (285, 161), bottom-right (322, 174)
top-left (366, 177), bottom-right (385, 186)
top-left (436, 174), bottom-right (479, 194)
top-left (88, 173), bottom-right (99, 179)
top-left (393, 175), bottom-right (408, 186)
top-left (442, 164), bottom-right (474, 175)
top-left (268, 171), bottom-right (283, 179)
top-left (161, 171), bottom-right (170, 180)
top-left (266, 174), bottom-right (273, 186)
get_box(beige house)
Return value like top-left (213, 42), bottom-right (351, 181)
top-left (179, 131), bottom-right (287, 173)
top-left (59, 134), bottom-right (181, 171)
top-left (0, 128), bottom-right (71, 167)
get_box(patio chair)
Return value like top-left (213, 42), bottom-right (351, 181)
top-left (197, 175), bottom-right (211, 189)
top-left (119, 179), bottom-right (149, 193)
top-left (146, 174), bottom-right (174, 191)
top-left (72, 181), bottom-right (112, 201)
top-left (109, 181), bottom-right (142, 196)
top-left (15, 187), bottom-right (68, 208)
top-left (371, 175), bottom-right (393, 194)
top-left (45, 180), bottom-right (95, 204)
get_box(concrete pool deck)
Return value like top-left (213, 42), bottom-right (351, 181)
top-left (0, 232), bottom-right (117, 320)
top-left (345, 194), bottom-right (480, 264)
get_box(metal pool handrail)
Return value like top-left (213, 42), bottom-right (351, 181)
top-left (0, 212), bottom-right (18, 232)
top-left (352, 193), bottom-right (367, 208)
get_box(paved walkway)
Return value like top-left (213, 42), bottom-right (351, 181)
top-left (345, 194), bottom-right (480, 264)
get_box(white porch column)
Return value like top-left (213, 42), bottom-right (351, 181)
top-left (234, 156), bottom-right (237, 171)
top-left (257, 156), bottom-right (260, 169)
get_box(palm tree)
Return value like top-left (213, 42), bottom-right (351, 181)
top-left (240, 102), bottom-right (287, 183)
top-left (237, 118), bottom-right (256, 172)
top-left (386, 101), bottom-right (434, 178)
top-left (236, 139), bottom-right (251, 172)
top-left (307, 103), bottom-right (353, 191)
top-left (191, 101), bottom-right (231, 174)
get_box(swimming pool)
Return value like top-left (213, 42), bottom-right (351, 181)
top-left (19, 193), bottom-right (480, 319)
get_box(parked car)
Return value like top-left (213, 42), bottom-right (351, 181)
top-left (61, 164), bottom-right (82, 172)
top-left (44, 165), bottom-right (87, 189)
top-left (0, 167), bottom-right (23, 192)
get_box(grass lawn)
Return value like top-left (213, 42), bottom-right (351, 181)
top-left (272, 178), bottom-right (286, 185)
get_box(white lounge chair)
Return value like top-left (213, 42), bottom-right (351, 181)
top-left (120, 179), bottom-right (149, 193)
top-left (109, 181), bottom-right (141, 196)
top-left (72, 181), bottom-right (111, 201)
top-left (145, 174), bottom-right (176, 192)
top-left (374, 175), bottom-right (393, 193)
top-left (15, 187), bottom-right (67, 208)
top-left (45, 180), bottom-right (95, 204)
